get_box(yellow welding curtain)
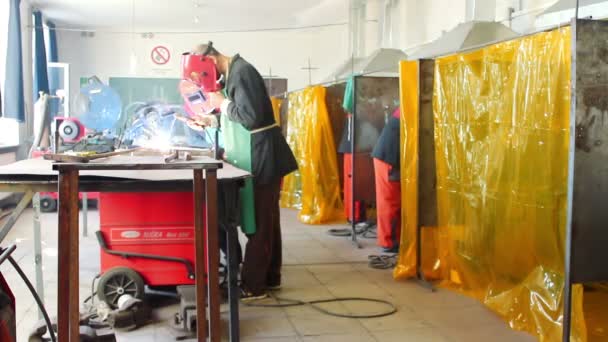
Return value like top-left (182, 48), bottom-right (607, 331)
top-left (394, 60), bottom-right (419, 278)
top-left (271, 97), bottom-right (282, 126)
top-left (394, 60), bottom-right (445, 281)
top-left (280, 86), bottom-right (343, 224)
top-left (395, 27), bottom-right (589, 341)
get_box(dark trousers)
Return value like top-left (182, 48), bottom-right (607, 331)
top-left (218, 182), bottom-right (243, 266)
top-left (241, 180), bottom-right (282, 295)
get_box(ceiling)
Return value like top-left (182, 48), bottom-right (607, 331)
top-left (543, 0), bottom-right (607, 13)
top-left (30, 0), bottom-right (349, 32)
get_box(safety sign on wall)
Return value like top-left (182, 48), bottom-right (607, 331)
top-left (150, 45), bottom-right (171, 65)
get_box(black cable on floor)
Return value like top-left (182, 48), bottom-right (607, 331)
top-left (368, 254), bottom-right (397, 270)
top-left (327, 222), bottom-right (377, 239)
top-left (7, 256), bottom-right (57, 342)
top-left (244, 292), bottom-right (397, 319)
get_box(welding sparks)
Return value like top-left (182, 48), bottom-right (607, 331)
top-left (140, 133), bottom-right (173, 152)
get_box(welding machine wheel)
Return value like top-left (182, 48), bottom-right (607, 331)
top-left (97, 267), bottom-right (145, 309)
top-left (39, 196), bottom-right (57, 213)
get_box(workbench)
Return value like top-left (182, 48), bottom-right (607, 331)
top-left (0, 155), bottom-right (250, 342)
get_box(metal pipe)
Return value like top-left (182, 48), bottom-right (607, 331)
top-left (96, 231), bottom-right (195, 279)
top-left (350, 75), bottom-right (361, 249)
top-left (32, 192), bottom-right (45, 319)
top-left (0, 191), bottom-right (34, 244)
top-left (82, 192), bottom-right (88, 237)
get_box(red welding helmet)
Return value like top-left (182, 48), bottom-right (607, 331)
top-left (181, 52), bottom-right (221, 93)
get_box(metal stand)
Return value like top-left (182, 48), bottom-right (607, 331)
top-left (82, 193), bottom-right (88, 237)
top-left (350, 76), bottom-right (361, 249)
top-left (0, 191), bottom-right (46, 316)
top-left (32, 193), bottom-right (46, 318)
top-left (415, 224), bottom-right (435, 291)
top-left (226, 225), bottom-right (240, 342)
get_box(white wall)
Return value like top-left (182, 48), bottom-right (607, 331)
top-left (58, 25), bottom-right (350, 100)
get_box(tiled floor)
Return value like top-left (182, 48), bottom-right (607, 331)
top-left (1, 208), bottom-right (535, 341)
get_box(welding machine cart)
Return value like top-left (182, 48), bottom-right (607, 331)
top-left (96, 192), bottom-right (205, 307)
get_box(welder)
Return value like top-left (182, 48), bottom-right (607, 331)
top-left (371, 107), bottom-right (401, 253)
top-left (182, 42), bottom-right (297, 301)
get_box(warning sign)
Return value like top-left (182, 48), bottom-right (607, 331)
top-left (151, 45), bottom-right (171, 65)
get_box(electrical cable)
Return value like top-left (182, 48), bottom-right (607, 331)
top-left (6, 255), bottom-right (56, 342)
top-left (244, 292), bottom-right (397, 319)
top-left (328, 222), bottom-right (377, 239)
top-left (368, 254), bottom-right (397, 270)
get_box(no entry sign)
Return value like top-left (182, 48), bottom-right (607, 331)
top-left (151, 45), bottom-right (171, 65)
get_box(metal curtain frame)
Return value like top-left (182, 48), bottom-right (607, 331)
top-left (562, 17), bottom-right (578, 342)
top-left (350, 75), bottom-right (361, 248)
top-left (415, 59), bottom-right (436, 292)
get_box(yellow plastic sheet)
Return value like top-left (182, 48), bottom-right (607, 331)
top-left (280, 86), bottom-right (343, 224)
top-left (394, 60), bottom-right (445, 281)
top-left (271, 97), bottom-right (282, 126)
top-left (394, 60), bottom-right (419, 278)
top-left (395, 27), bottom-right (590, 341)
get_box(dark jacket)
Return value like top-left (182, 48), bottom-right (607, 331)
top-left (224, 54), bottom-right (298, 185)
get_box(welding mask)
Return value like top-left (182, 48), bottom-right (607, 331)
top-left (181, 53), bottom-right (222, 93)
top-left (179, 79), bottom-right (216, 116)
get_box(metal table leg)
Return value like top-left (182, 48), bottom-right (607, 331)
top-left (57, 169), bottom-right (80, 342)
top-left (205, 169), bottom-right (220, 342)
top-left (32, 192), bottom-right (45, 319)
top-left (193, 169), bottom-right (208, 341)
top-left (82, 192), bottom-right (88, 237)
top-left (226, 225), bottom-right (240, 342)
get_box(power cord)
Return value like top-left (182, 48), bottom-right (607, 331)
top-left (368, 254), bottom-right (397, 270)
top-left (0, 249), bottom-right (57, 342)
top-left (327, 221), bottom-right (377, 239)
top-left (244, 291), bottom-right (397, 319)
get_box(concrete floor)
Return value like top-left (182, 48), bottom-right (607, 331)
top-left (0, 207), bottom-right (536, 342)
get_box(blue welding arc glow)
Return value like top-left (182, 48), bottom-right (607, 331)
top-left (74, 76), bottom-right (122, 131)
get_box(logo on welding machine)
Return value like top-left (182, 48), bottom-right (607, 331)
top-left (120, 231), bottom-right (142, 239)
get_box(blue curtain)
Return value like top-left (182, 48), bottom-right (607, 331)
top-left (47, 20), bottom-right (59, 117)
top-left (46, 21), bottom-right (58, 63)
top-left (3, 0), bottom-right (25, 122)
top-left (33, 10), bottom-right (49, 101)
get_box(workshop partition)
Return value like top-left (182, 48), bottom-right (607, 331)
top-left (394, 59), bottom-right (444, 280)
top-left (325, 83), bottom-right (347, 189)
top-left (280, 82), bottom-right (348, 221)
top-left (393, 26), bottom-right (608, 342)
top-left (280, 86), bottom-right (343, 224)
top-left (351, 76), bottom-right (400, 219)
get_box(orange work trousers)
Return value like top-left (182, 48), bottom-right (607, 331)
top-left (373, 158), bottom-right (401, 248)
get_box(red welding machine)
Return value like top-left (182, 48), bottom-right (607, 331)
top-left (96, 192), bottom-right (207, 308)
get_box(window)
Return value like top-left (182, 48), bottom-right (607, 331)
top-left (0, 0), bottom-right (20, 147)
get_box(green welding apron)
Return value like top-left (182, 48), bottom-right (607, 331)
top-left (221, 112), bottom-right (257, 235)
